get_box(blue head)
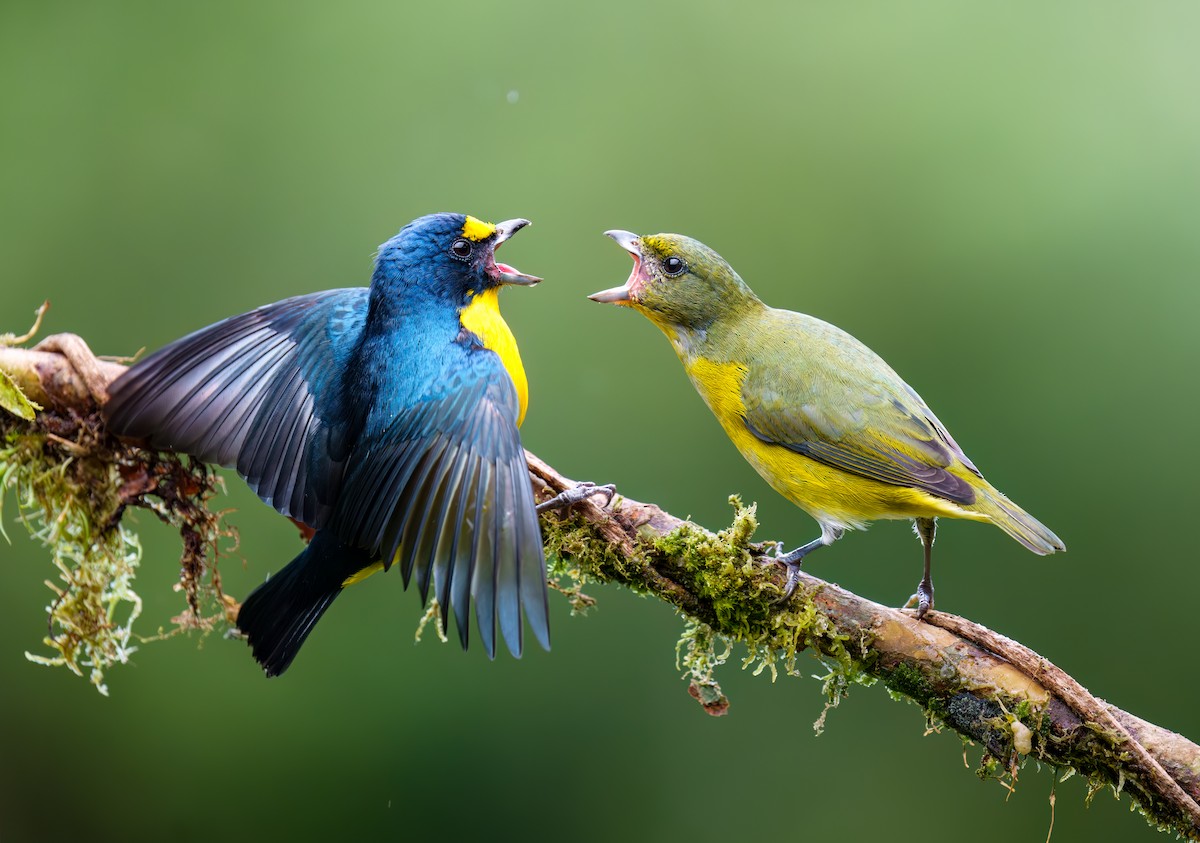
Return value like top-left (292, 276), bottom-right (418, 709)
top-left (371, 213), bottom-right (540, 314)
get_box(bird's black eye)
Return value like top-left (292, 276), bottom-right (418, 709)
top-left (450, 239), bottom-right (472, 259)
top-left (663, 255), bottom-right (685, 276)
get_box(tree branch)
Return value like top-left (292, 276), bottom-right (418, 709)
top-left (2, 335), bottom-right (1198, 840)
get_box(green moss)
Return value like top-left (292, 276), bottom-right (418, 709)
top-left (885, 660), bottom-right (936, 705)
top-left (676, 619), bottom-right (732, 716)
top-left (1, 409), bottom-right (232, 694)
top-left (654, 499), bottom-right (777, 637)
top-left (548, 494), bottom-right (870, 729)
top-left (975, 752), bottom-right (1002, 781)
top-left (542, 508), bottom-right (642, 591)
top-left (545, 551), bottom-right (599, 615)
top-left (673, 499), bottom-right (872, 730)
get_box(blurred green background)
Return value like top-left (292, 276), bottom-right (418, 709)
top-left (3, 1), bottom-right (1198, 841)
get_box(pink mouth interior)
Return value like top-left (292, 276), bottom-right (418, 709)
top-left (623, 251), bottom-right (643, 293)
top-left (488, 235), bottom-right (524, 277)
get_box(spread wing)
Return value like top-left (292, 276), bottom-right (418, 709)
top-left (740, 320), bottom-right (981, 505)
top-left (330, 355), bottom-right (548, 660)
top-left (103, 290), bottom-right (367, 527)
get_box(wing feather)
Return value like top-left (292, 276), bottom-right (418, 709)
top-left (446, 458), bottom-right (480, 650)
top-left (470, 460), bottom-right (497, 658)
top-left (739, 316), bottom-right (979, 505)
top-left (330, 361), bottom-right (546, 657)
top-left (494, 458), bottom-right (522, 657)
top-left (104, 290), bottom-right (367, 527)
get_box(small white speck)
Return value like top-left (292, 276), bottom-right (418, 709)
top-left (506, 90), bottom-right (519, 104)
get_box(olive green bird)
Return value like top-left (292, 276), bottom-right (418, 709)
top-left (591, 230), bottom-right (1064, 617)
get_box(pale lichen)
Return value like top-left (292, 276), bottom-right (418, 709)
top-left (0, 408), bottom-right (233, 694)
top-left (1, 425), bottom-right (142, 694)
top-left (1, 307), bottom-right (233, 691)
top-left (414, 598), bottom-right (449, 644)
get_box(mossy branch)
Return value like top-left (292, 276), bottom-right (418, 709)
top-left (530, 459), bottom-right (1200, 837)
top-left (2, 329), bottom-right (1199, 839)
top-left (1, 324), bottom-right (234, 693)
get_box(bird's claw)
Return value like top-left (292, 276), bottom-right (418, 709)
top-left (904, 578), bottom-right (935, 620)
top-left (773, 561), bottom-right (804, 605)
top-left (766, 541), bottom-right (819, 606)
top-left (536, 481), bottom-right (617, 514)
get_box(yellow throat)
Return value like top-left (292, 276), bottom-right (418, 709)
top-left (460, 287), bottom-right (529, 426)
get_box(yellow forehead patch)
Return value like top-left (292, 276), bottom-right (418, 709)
top-left (641, 235), bottom-right (674, 255)
top-left (461, 215), bottom-right (496, 242)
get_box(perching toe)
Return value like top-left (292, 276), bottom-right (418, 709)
top-left (913, 578), bottom-right (935, 620)
top-left (773, 563), bottom-right (803, 605)
top-left (536, 481), bottom-right (617, 514)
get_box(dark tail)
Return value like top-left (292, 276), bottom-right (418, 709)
top-left (973, 485), bottom-right (1066, 556)
top-left (236, 530), bottom-right (372, 677)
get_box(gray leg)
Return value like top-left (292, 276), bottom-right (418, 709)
top-left (775, 523), bottom-right (845, 604)
top-left (907, 516), bottom-right (937, 620)
top-left (536, 481), bottom-right (617, 514)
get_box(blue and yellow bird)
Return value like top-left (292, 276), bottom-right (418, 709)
top-left (104, 213), bottom-right (551, 675)
top-left (592, 230), bottom-right (1064, 617)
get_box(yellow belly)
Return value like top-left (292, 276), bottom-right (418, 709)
top-left (684, 357), bottom-right (985, 531)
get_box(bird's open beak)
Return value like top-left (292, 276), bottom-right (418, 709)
top-left (490, 218), bottom-right (541, 286)
top-left (589, 229), bottom-right (641, 304)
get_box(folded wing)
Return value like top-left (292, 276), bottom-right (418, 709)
top-left (740, 356), bottom-right (981, 505)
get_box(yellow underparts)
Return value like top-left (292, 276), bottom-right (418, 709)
top-left (341, 546), bottom-right (406, 587)
top-left (460, 287), bottom-right (529, 426)
top-left (683, 356), bottom-right (986, 531)
top-left (343, 561), bottom-right (383, 587)
top-left (461, 215), bottom-right (496, 242)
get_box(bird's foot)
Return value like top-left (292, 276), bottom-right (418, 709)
top-left (775, 561), bottom-right (805, 605)
top-left (904, 577), bottom-right (935, 620)
top-left (771, 544), bottom-right (813, 605)
top-left (536, 481), bottom-right (617, 514)
top-left (767, 534), bottom-right (835, 605)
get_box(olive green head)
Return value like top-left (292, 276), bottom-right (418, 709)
top-left (590, 230), bottom-right (761, 332)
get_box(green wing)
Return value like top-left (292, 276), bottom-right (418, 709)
top-left (739, 316), bottom-right (981, 505)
